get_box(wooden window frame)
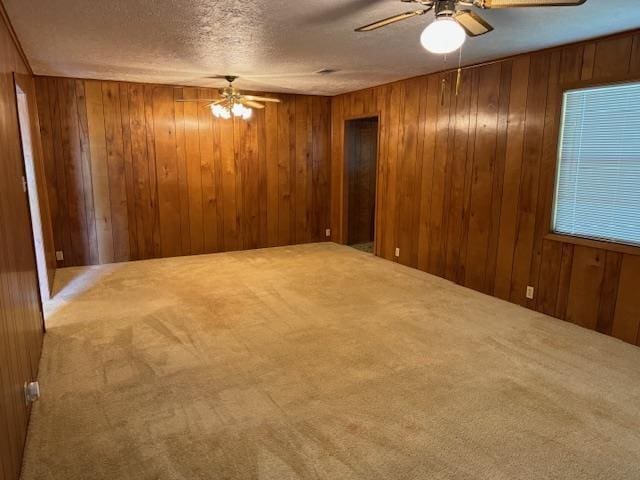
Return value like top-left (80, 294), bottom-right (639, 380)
top-left (546, 72), bottom-right (640, 257)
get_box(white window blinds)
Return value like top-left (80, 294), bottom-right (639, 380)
top-left (553, 81), bottom-right (640, 247)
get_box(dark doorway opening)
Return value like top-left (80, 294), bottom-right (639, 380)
top-left (344, 117), bottom-right (379, 253)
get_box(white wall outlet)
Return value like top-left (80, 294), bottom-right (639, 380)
top-left (55, 250), bottom-right (64, 261)
top-left (325, 228), bottom-right (331, 237)
top-left (395, 247), bottom-right (400, 257)
top-left (526, 286), bottom-right (535, 300)
top-left (24, 381), bottom-right (40, 404)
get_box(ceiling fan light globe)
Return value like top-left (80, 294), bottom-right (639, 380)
top-left (232, 103), bottom-right (246, 117)
top-left (420, 18), bottom-right (466, 54)
top-left (242, 108), bottom-right (253, 120)
top-left (211, 104), bottom-right (224, 118)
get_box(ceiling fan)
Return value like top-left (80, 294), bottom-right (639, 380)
top-left (356, 0), bottom-right (587, 54)
top-left (176, 75), bottom-right (280, 120)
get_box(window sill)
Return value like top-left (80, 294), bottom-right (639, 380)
top-left (545, 233), bottom-right (640, 256)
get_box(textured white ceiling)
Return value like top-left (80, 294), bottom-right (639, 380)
top-left (4, 0), bottom-right (640, 95)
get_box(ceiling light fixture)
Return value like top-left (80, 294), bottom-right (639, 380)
top-left (176, 76), bottom-right (280, 121)
top-left (211, 101), bottom-right (252, 120)
top-left (420, 17), bottom-right (466, 54)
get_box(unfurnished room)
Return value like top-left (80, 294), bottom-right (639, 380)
top-left (1, 1), bottom-right (640, 479)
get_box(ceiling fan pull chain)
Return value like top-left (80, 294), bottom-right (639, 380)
top-left (456, 43), bottom-right (464, 96)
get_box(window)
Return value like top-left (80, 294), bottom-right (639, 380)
top-left (553, 81), bottom-right (640, 247)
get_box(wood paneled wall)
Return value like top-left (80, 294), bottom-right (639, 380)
top-left (34, 77), bottom-right (331, 267)
top-left (331, 29), bottom-right (640, 347)
top-left (0, 6), bottom-right (45, 480)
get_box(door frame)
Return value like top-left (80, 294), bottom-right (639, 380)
top-left (342, 114), bottom-right (381, 253)
top-left (13, 73), bottom-right (55, 307)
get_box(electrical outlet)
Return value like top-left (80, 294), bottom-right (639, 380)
top-left (325, 228), bottom-right (331, 237)
top-left (526, 286), bottom-right (534, 300)
top-left (56, 251), bottom-right (64, 261)
top-left (24, 381), bottom-right (40, 404)
top-left (394, 247), bottom-right (400, 257)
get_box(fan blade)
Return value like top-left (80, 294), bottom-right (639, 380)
top-left (241, 100), bottom-right (266, 109)
top-left (202, 99), bottom-right (227, 107)
top-left (355, 8), bottom-right (431, 32)
top-left (454, 10), bottom-right (493, 37)
top-left (476, 0), bottom-right (585, 8)
top-left (306, 0), bottom-right (388, 25)
top-left (243, 95), bottom-right (281, 103)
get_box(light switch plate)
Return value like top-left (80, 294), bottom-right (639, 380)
top-left (526, 286), bottom-right (534, 300)
top-left (56, 251), bottom-right (64, 261)
top-left (325, 228), bottom-right (331, 237)
top-left (394, 247), bottom-right (400, 257)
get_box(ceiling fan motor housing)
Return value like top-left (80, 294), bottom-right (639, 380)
top-left (435, 0), bottom-right (457, 16)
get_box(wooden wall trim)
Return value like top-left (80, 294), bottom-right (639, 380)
top-left (330, 28), bottom-right (640, 348)
top-left (546, 234), bottom-right (640, 257)
top-left (0, 1), bottom-right (32, 75)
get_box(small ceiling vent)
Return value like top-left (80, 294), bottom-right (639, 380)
top-left (315, 68), bottom-right (339, 75)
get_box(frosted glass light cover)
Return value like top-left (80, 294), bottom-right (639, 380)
top-left (420, 18), bottom-right (466, 54)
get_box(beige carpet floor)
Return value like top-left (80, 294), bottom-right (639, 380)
top-left (21, 243), bottom-right (640, 480)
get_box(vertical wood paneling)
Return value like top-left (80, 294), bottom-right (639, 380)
top-left (395, 78), bottom-right (421, 267)
top-left (84, 80), bottom-right (114, 264)
top-left (127, 84), bottom-right (153, 259)
top-left (493, 55), bottom-right (530, 300)
top-left (464, 63), bottom-right (502, 291)
top-left (312, 96), bottom-right (330, 242)
top-left (427, 75), bottom-right (452, 275)
top-left (49, 78), bottom-right (73, 260)
top-left (172, 88), bottom-right (191, 255)
top-left (593, 36), bottom-right (635, 79)
top-left (509, 52), bottom-right (550, 306)
top-left (198, 88), bottom-right (219, 254)
top-left (75, 80), bottom-right (99, 265)
top-left (143, 84), bottom-right (161, 258)
top-left (596, 251), bottom-right (623, 336)
top-left (416, 78), bottom-right (438, 271)
top-left (180, 87), bottom-right (203, 255)
top-left (59, 79), bottom-right (89, 265)
top-left (294, 96), bottom-right (312, 244)
top-left (152, 86), bottom-right (182, 258)
top-left (444, 68), bottom-right (473, 282)
top-left (484, 61), bottom-right (513, 293)
top-left (36, 77), bottom-right (331, 265)
top-left (265, 97), bottom-right (279, 246)
top-left (612, 255), bottom-right (640, 344)
top-left (102, 82), bottom-right (130, 262)
top-left (119, 84), bottom-right (139, 259)
top-left (0, 10), bottom-right (45, 480)
top-left (330, 29), bottom-right (640, 346)
top-left (565, 246), bottom-right (605, 330)
top-left (277, 95), bottom-right (295, 246)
